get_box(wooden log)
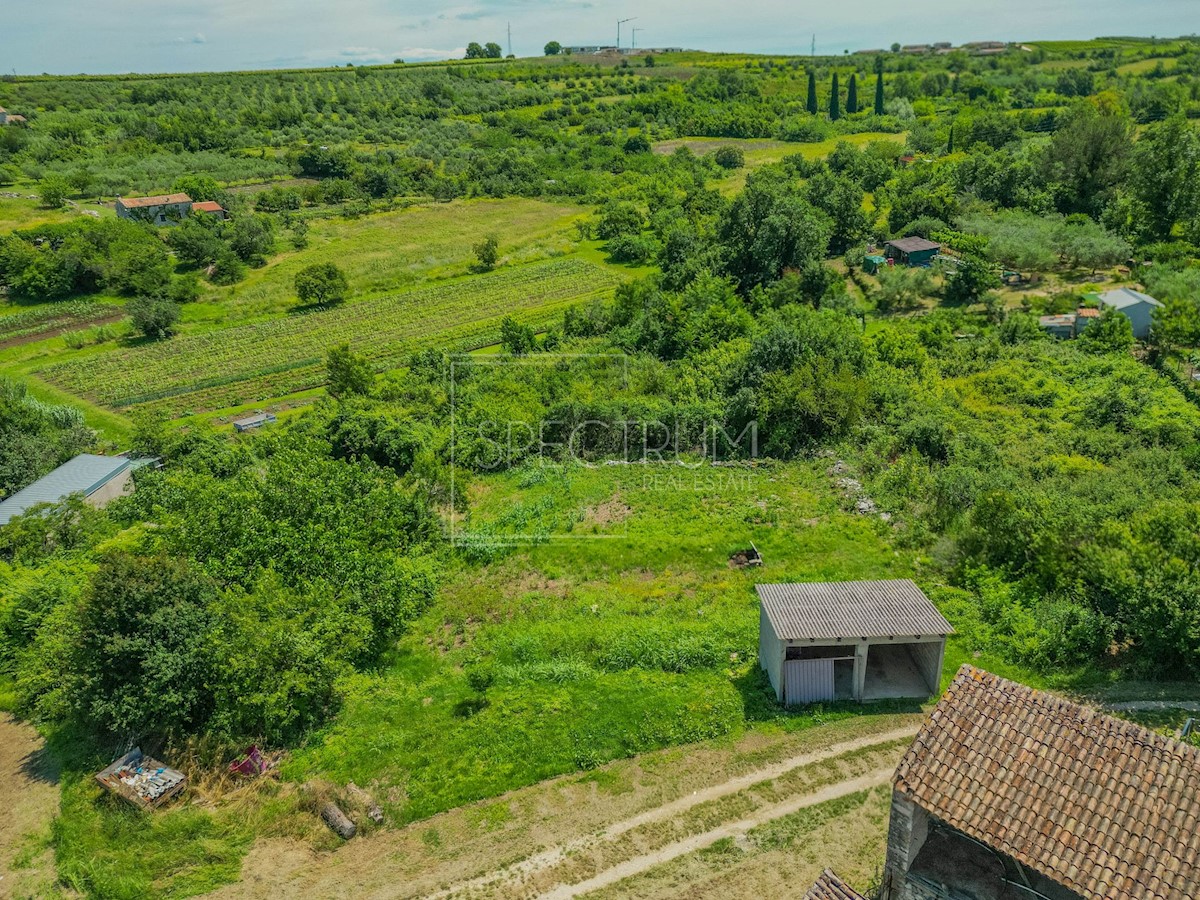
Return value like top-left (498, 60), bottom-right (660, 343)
top-left (347, 782), bottom-right (384, 825)
top-left (321, 802), bottom-right (357, 839)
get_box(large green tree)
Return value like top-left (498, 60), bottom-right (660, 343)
top-left (1129, 116), bottom-right (1200, 242)
top-left (717, 173), bottom-right (833, 292)
top-left (1042, 103), bottom-right (1132, 218)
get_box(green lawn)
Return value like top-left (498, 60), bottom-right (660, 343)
top-left (653, 133), bottom-right (906, 196)
top-left (190, 198), bottom-right (591, 324)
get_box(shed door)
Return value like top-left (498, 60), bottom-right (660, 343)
top-left (783, 658), bottom-right (835, 705)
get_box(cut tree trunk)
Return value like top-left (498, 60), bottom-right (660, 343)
top-left (321, 802), bottom-right (357, 839)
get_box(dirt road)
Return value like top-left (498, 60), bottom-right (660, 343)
top-left (205, 715), bottom-right (923, 900)
top-left (0, 714), bottom-right (60, 899)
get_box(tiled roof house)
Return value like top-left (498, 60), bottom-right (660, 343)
top-left (804, 869), bottom-right (868, 900)
top-left (883, 666), bottom-right (1200, 900)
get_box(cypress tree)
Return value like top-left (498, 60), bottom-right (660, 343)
top-left (948, 123), bottom-right (954, 153)
top-left (874, 57), bottom-right (885, 115)
top-left (829, 72), bottom-right (841, 121)
top-left (847, 74), bottom-right (858, 114)
top-left (806, 71), bottom-right (818, 114)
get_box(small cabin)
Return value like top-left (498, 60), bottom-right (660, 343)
top-left (191, 200), bottom-right (229, 220)
top-left (0, 454), bottom-right (144, 527)
top-left (233, 412), bottom-right (277, 433)
top-left (757, 579), bottom-right (952, 705)
top-left (884, 237), bottom-right (941, 268)
top-left (1091, 287), bottom-right (1162, 339)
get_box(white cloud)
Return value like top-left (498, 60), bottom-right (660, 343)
top-left (395, 47), bottom-right (466, 61)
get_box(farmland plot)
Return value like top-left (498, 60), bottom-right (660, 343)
top-left (0, 300), bottom-right (122, 347)
top-left (39, 259), bottom-right (620, 417)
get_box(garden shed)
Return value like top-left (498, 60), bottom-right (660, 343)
top-left (0, 454), bottom-right (142, 527)
top-left (1090, 287), bottom-right (1162, 339)
top-left (757, 580), bottom-right (953, 706)
top-left (884, 237), bottom-right (940, 267)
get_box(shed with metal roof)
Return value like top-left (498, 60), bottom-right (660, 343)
top-left (756, 580), bottom-right (953, 706)
top-left (1090, 287), bottom-right (1162, 339)
top-left (883, 237), bottom-right (941, 267)
top-left (0, 454), bottom-right (136, 527)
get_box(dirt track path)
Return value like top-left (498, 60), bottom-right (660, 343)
top-left (427, 725), bottom-right (919, 900)
top-left (0, 714), bottom-right (60, 899)
top-left (205, 714), bottom-right (926, 900)
top-left (538, 766), bottom-right (895, 900)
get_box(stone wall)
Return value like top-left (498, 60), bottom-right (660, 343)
top-left (882, 790), bottom-right (930, 900)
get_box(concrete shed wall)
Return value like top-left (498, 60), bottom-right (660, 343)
top-left (758, 611), bottom-right (785, 701)
top-left (908, 640), bottom-right (945, 694)
top-left (85, 468), bottom-right (134, 509)
top-left (1120, 302), bottom-right (1155, 339)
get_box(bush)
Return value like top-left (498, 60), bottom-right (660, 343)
top-left (127, 295), bottom-right (181, 339)
top-left (296, 262), bottom-right (350, 307)
top-left (713, 146), bottom-right (745, 169)
top-left (607, 233), bottom-right (659, 264)
top-left (473, 234), bottom-right (499, 271)
top-left (623, 134), bottom-right (652, 154)
top-left (38, 175), bottom-right (71, 209)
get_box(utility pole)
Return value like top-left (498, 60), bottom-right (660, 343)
top-left (632, 27), bottom-right (643, 50)
top-left (507, 22), bottom-right (512, 57)
top-left (617, 17), bottom-right (635, 51)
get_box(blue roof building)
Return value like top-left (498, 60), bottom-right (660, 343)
top-left (1092, 287), bottom-right (1163, 339)
top-left (0, 454), bottom-right (140, 527)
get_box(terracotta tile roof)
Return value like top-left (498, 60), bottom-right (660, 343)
top-left (191, 200), bottom-right (226, 213)
top-left (757, 580), bottom-right (954, 642)
top-left (894, 666), bottom-right (1200, 900)
top-left (802, 869), bottom-right (867, 900)
top-left (1077, 307), bottom-right (1102, 318)
top-left (118, 193), bottom-right (192, 208)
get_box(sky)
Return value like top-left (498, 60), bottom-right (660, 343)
top-left (1, 0), bottom-right (1196, 75)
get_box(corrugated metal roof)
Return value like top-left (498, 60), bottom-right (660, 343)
top-left (885, 236), bottom-right (940, 254)
top-left (756, 579), bottom-right (953, 641)
top-left (0, 454), bottom-right (131, 526)
top-left (895, 666), bottom-right (1200, 900)
top-left (1097, 287), bottom-right (1162, 310)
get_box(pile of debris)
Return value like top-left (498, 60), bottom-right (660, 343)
top-left (96, 748), bottom-right (187, 810)
top-left (729, 542), bottom-right (764, 569)
top-left (828, 461), bottom-right (891, 522)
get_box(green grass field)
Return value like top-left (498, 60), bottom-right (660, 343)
top-left (37, 258), bottom-right (622, 418)
top-left (189, 198), bottom-right (590, 324)
top-left (0, 197), bottom-right (623, 433)
top-left (280, 457), bottom-right (1012, 823)
top-left (653, 133), bottom-right (906, 195)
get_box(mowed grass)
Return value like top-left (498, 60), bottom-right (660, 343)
top-left (0, 194), bottom-right (116, 233)
top-left (38, 258), bottom-right (623, 417)
top-left (653, 133), bottom-right (906, 195)
top-left (190, 198), bottom-right (590, 324)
